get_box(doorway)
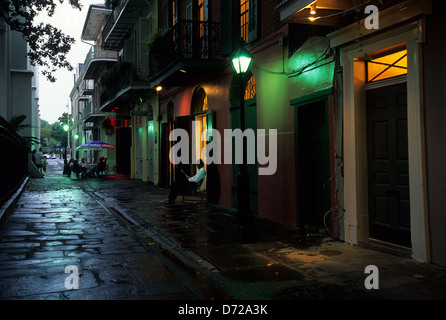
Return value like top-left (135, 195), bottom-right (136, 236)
top-left (296, 99), bottom-right (331, 229)
top-left (366, 82), bottom-right (411, 247)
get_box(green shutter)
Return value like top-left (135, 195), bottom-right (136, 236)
top-left (248, 0), bottom-right (258, 43)
top-left (220, 0), bottom-right (233, 57)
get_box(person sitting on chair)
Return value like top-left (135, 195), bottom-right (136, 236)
top-left (97, 156), bottom-right (107, 177)
top-left (165, 160), bottom-right (206, 205)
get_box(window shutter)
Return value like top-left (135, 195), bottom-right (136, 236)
top-left (124, 39), bottom-right (135, 64)
top-left (206, 109), bottom-right (216, 139)
top-left (186, 0), bottom-right (192, 20)
top-left (220, 0), bottom-right (233, 57)
top-left (203, 0), bottom-right (209, 21)
top-left (138, 17), bottom-right (151, 78)
top-left (248, 0), bottom-right (258, 43)
top-left (164, 3), bottom-right (169, 28)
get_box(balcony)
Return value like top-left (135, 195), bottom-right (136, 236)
top-left (82, 45), bottom-right (118, 80)
top-left (148, 20), bottom-right (223, 87)
top-left (99, 61), bottom-right (150, 111)
top-left (102, 0), bottom-right (148, 50)
top-left (82, 101), bottom-right (105, 123)
top-left (80, 79), bottom-right (94, 96)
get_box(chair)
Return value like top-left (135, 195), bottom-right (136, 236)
top-left (182, 173), bottom-right (207, 202)
top-left (70, 162), bottom-right (82, 179)
top-left (97, 160), bottom-right (107, 176)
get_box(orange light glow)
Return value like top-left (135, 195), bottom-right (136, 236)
top-left (367, 49), bottom-right (407, 82)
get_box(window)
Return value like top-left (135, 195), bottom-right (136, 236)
top-left (244, 75), bottom-right (256, 100)
top-left (221, 0), bottom-right (258, 56)
top-left (366, 48), bottom-right (407, 83)
top-left (241, 0), bottom-right (249, 43)
top-left (192, 88), bottom-right (209, 164)
top-left (198, 0), bottom-right (204, 21)
top-left (172, 0), bottom-right (177, 26)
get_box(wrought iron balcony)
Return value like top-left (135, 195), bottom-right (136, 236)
top-left (148, 20), bottom-right (222, 86)
top-left (82, 45), bottom-right (118, 80)
top-left (102, 0), bottom-right (147, 50)
top-left (80, 79), bottom-right (94, 96)
top-left (99, 62), bottom-right (150, 110)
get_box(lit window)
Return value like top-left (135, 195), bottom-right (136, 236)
top-left (244, 75), bottom-right (256, 100)
top-left (241, 0), bottom-right (249, 43)
top-left (198, 0), bottom-right (204, 21)
top-left (367, 49), bottom-right (407, 83)
top-left (193, 91), bottom-right (208, 165)
top-left (172, 0), bottom-right (176, 26)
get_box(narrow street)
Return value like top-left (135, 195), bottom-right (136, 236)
top-left (0, 159), bottom-right (202, 300)
top-left (3, 158), bottom-right (446, 305)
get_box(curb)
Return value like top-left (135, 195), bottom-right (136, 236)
top-left (0, 176), bottom-right (29, 228)
top-left (89, 190), bottom-right (247, 299)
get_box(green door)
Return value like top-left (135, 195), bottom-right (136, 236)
top-left (230, 99), bottom-right (258, 214)
top-left (295, 99), bottom-right (331, 229)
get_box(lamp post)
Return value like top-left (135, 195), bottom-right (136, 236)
top-left (231, 47), bottom-right (253, 224)
top-left (63, 123), bottom-right (69, 160)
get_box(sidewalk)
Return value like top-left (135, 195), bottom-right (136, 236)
top-left (77, 171), bottom-right (446, 300)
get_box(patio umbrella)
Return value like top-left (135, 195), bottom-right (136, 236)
top-left (76, 141), bottom-right (115, 151)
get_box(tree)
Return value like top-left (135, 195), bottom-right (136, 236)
top-left (7, 114), bottom-right (40, 147)
top-left (40, 119), bottom-right (51, 147)
top-left (49, 112), bottom-right (71, 144)
top-left (0, 0), bottom-right (82, 82)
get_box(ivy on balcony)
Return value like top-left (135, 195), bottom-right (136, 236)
top-left (99, 61), bottom-right (133, 101)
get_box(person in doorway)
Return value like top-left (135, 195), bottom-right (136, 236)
top-left (164, 160), bottom-right (206, 205)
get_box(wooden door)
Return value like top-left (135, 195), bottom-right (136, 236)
top-left (366, 82), bottom-right (411, 247)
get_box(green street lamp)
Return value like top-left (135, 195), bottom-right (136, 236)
top-left (62, 123), bottom-right (69, 161)
top-left (231, 48), bottom-right (253, 75)
top-left (231, 47), bottom-right (253, 224)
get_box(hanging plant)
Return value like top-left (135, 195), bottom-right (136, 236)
top-left (145, 28), bottom-right (169, 70)
top-left (101, 117), bottom-right (116, 136)
top-left (99, 62), bottom-right (133, 97)
top-left (105, 0), bottom-right (119, 9)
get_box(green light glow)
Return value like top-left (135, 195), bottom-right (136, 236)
top-left (231, 48), bottom-right (253, 75)
top-left (63, 124), bottom-right (69, 131)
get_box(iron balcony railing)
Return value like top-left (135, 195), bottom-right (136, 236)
top-left (80, 79), bottom-right (94, 95)
top-left (82, 101), bottom-right (92, 121)
top-left (148, 20), bottom-right (221, 80)
top-left (99, 62), bottom-right (148, 108)
top-left (102, 0), bottom-right (128, 42)
top-left (81, 45), bottom-right (118, 78)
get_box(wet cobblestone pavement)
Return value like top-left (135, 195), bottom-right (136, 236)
top-left (0, 160), bottom-right (199, 300)
top-left (2, 159), bottom-right (446, 303)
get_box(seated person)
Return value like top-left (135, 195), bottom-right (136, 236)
top-left (79, 158), bottom-right (88, 177)
top-left (97, 156), bottom-right (107, 175)
top-left (65, 158), bottom-right (74, 176)
top-left (71, 159), bottom-right (81, 178)
top-left (165, 160), bottom-right (206, 205)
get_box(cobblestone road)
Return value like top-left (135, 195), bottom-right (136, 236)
top-left (0, 159), bottom-right (198, 300)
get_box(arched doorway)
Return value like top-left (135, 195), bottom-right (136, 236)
top-left (191, 86), bottom-right (215, 166)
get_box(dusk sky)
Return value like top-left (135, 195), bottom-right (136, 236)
top-left (36, 0), bottom-right (99, 124)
